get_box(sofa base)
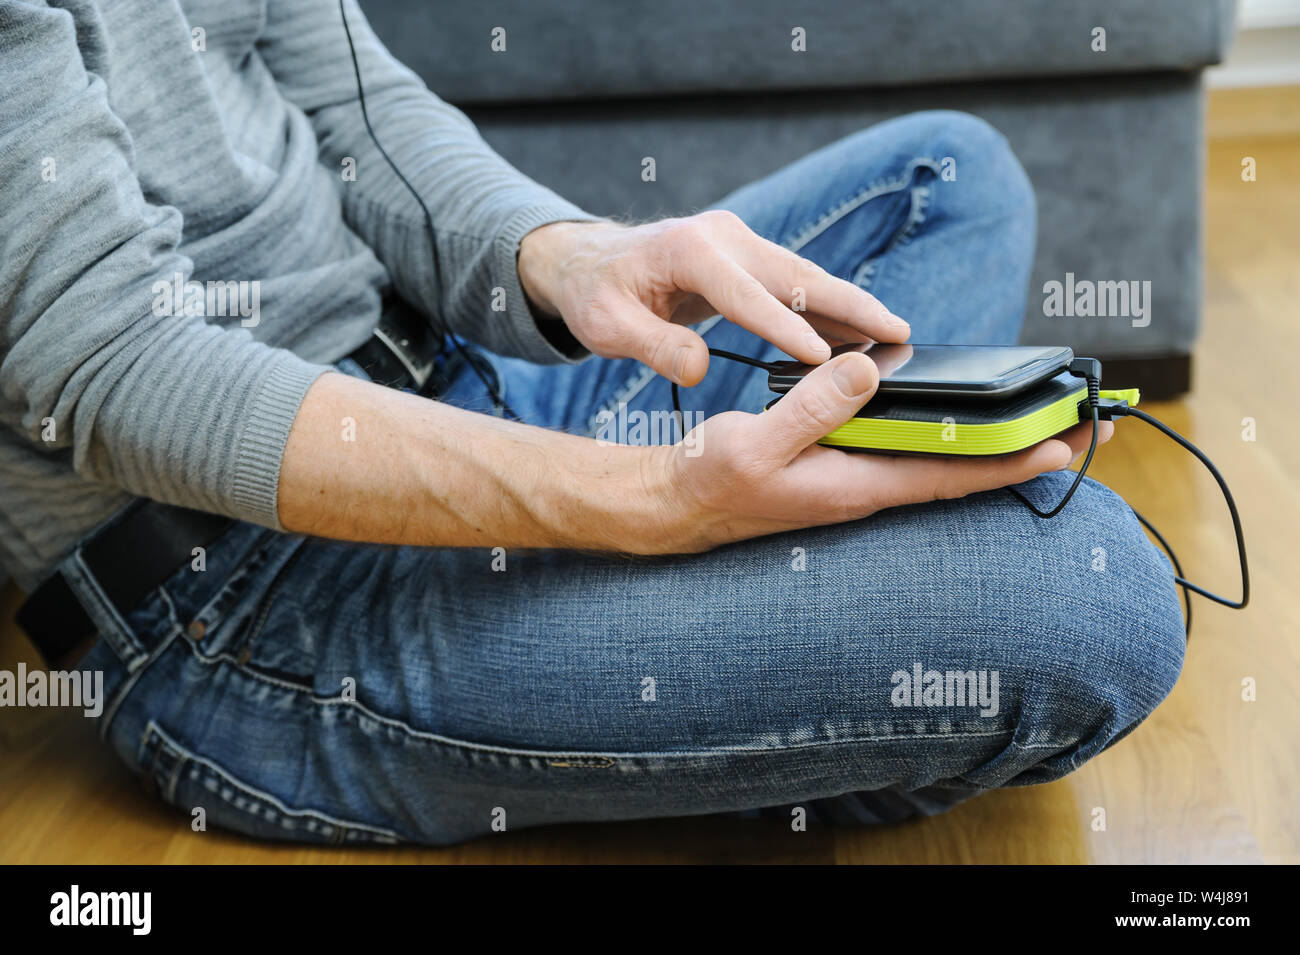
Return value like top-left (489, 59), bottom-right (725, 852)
top-left (1091, 353), bottom-right (1191, 400)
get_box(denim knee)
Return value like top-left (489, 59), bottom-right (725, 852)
top-left (990, 474), bottom-right (1186, 784)
top-left (857, 108), bottom-right (1029, 233)
top-left (832, 110), bottom-right (1037, 345)
top-left (890, 109), bottom-right (1035, 230)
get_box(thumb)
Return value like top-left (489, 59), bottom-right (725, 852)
top-left (755, 351), bottom-right (878, 463)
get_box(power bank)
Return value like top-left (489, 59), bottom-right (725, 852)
top-left (765, 371), bottom-right (1140, 455)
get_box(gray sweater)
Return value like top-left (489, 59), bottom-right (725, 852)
top-left (0, 0), bottom-right (597, 590)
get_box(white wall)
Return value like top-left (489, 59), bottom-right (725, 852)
top-left (1207, 0), bottom-right (1300, 88)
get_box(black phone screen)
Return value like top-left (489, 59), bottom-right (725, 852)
top-left (767, 343), bottom-right (1074, 397)
top-left (872, 344), bottom-right (1069, 388)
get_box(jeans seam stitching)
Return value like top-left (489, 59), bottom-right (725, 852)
top-left (156, 584), bottom-right (182, 634)
top-left (189, 530), bottom-right (277, 632)
top-left (853, 162), bottom-right (941, 293)
top-left (141, 720), bottom-right (401, 842)
top-left (65, 551), bottom-right (147, 667)
top-left (953, 736), bottom-right (1076, 786)
top-left (237, 537), bottom-right (309, 663)
top-left (172, 637), bottom-right (1025, 763)
top-left (785, 159), bottom-right (937, 252)
top-left (98, 622), bottom-right (183, 742)
top-left (857, 192), bottom-right (929, 292)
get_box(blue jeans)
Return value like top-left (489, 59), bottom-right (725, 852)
top-left (75, 112), bottom-right (1185, 845)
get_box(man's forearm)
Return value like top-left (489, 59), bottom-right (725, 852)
top-left (277, 372), bottom-right (671, 551)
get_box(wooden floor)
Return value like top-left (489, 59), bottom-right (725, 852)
top-left (2, 88), bottom-right (1297, 865)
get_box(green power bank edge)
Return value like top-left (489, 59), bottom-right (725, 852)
top-left (764, 371), bottom-right (1141, 456)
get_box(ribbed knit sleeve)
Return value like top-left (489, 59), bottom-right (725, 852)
top-left (257, 0), bottom-right (603, 364)
top-left (0, 1), bottom-right (331, 530)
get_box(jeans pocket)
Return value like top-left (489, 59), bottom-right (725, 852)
top-left (168, 528), bottom-right (307, 662)
top-left (136, 720), bottom-right (401, 846)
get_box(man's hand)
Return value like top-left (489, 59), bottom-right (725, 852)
top-left (280, 218), bottom-right (1107, 556)
top-left (518, 213), bottom-right (911, 384)
top-left (278, 355), bottom-right (1110, 555)
top-left (638, 351), bottom-right (1114, 553)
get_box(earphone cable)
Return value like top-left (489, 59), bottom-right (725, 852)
top-left (340, 0), bottom-right (519, 418)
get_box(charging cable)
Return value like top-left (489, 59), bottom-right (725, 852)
top-left (1003, 356), bottom-right (1249, 635)
top-left (340, 0), bottom-right (520, 419)
top-left (675, 351), bottom-right (1248, 638)
top-left (1101, 404), bottom-right (1251, 631)
top-left (1005, 357), bottom-right (1102, 519)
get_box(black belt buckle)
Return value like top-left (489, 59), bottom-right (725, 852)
top-left (347, 299), bottom-right (445, 394)
top-left (367, 300), bottom-right (443, 393)
top-left (373, 320), bottom-right (434, 391)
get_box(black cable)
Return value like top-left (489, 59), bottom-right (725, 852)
top-left (1005, 363), bottom-right (1102, 519)
top-left (1009, 393), bottom-right (1247, 633)
top-left (1130, 506), bottom-right (1194, 638)
top-left (1110, 405), bottom-right (1250, 611)
top-left (671, 347), bottom-right (782, 439)
top-left (339, 0), bottom-right (518, 419)
top-left (678, 348), bottom-right (1248, 636)
top-left (705, 348), bottom-right (783, 372)
top-left (1005, 402), bottom-right (1100, 519)
top-left (670, 378), bottom-right (688, 442)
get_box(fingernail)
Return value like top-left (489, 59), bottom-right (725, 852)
top-left (832, 356), bottom-right (874, 397)
top-left (672, 346), bottom-right (691, 383)
top-left (885, 310), bottom-right (909, 330)
top-left (804, 332), bottom-right (831, 358)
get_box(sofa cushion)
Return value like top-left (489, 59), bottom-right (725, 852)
top-left (362, 0), bottom-right (1236, 105)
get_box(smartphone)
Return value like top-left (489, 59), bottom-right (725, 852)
top-left (767, 343), bottom-right (1074, 398)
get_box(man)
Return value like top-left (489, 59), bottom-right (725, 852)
top-left (1, 0), bottom-right (1183, 844)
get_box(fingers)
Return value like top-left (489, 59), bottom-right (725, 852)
top-left (676, 239), bottom-right (832, 365)
top-left (674, 212), bottom-right (909, 358)
top-left (603, 299), bottom-right (710, 385)
top-left (864, 417), bottom-right (1116, 512)
top-left (612, 212), bottom-right (911, 374)
top-left (1057, 419), bottom-right (1115, 459)
top-left (867, 439), bottom-right (1074, 511)
top-left (750, 352), bottom-right (878, 464)
top-left (802, 313), bottom-right (875, 346)
top-left (670, 308), bottom-right (877, 350)
top-left (726, 226), bottom-right (910, 344)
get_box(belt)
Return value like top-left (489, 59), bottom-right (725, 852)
top-left (346, 298), bottom-right (443, 393)
top-left (16, 299), bottom-right (445, 671)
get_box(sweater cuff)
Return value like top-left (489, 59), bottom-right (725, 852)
top-left (492, 202), bottom-right (604, 365)
top-left (230, 352), bottom-right (333, 530)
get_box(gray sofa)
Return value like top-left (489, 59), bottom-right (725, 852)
top-left (364, 0), bottom-right (1237, 397)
